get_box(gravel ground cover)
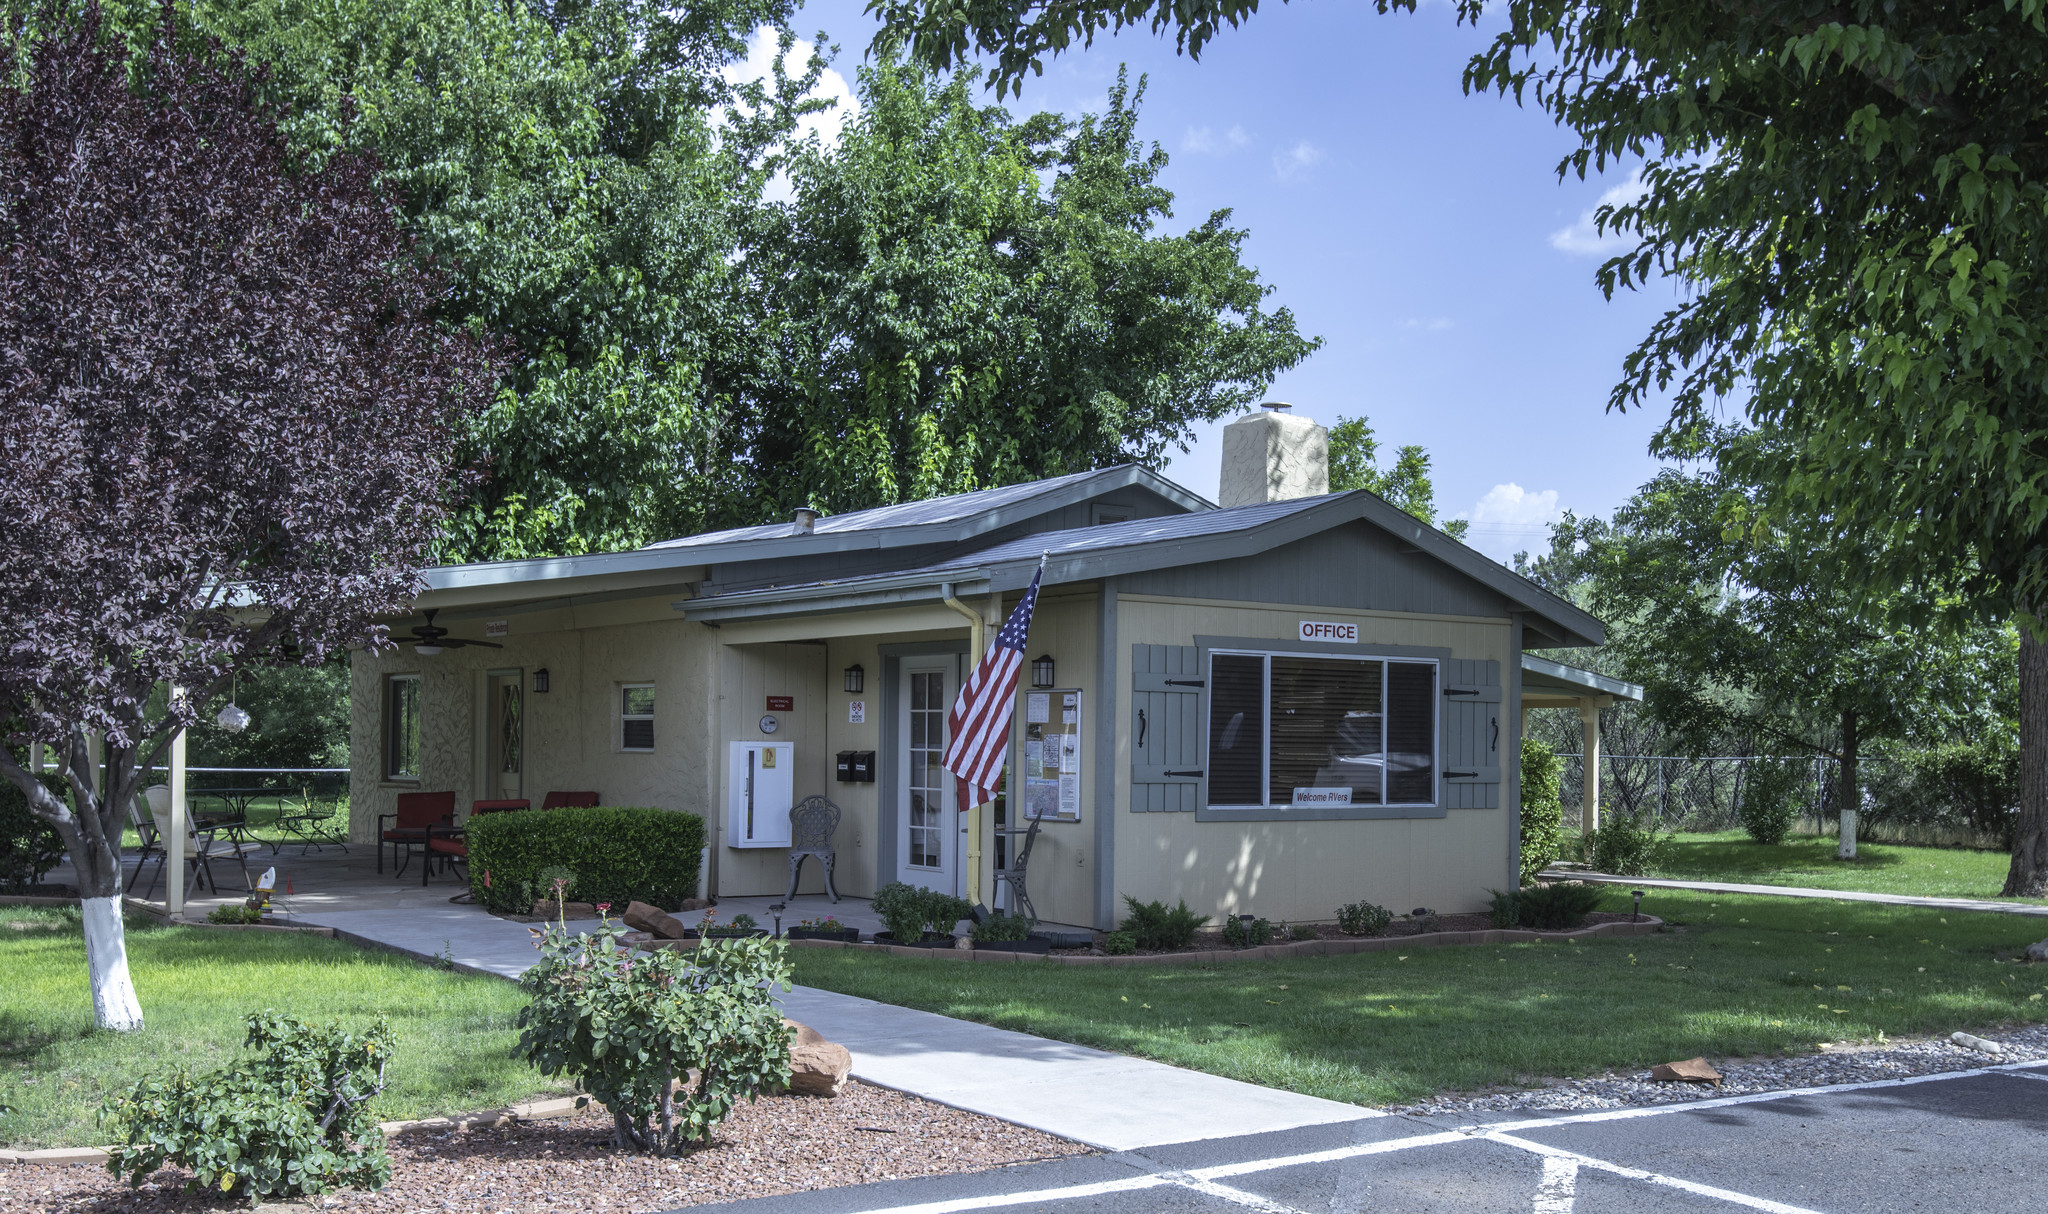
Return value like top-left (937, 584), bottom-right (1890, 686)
top-left (1397, 1024), bottom-right (2048, 1119)
top-left (0, 1080), bottom-right (1086, 1213)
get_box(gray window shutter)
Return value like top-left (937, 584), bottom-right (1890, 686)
top-left (1441, 658), bottom-right (1503, 809)
top-left (1131, 644), bottom-right (1202, 812)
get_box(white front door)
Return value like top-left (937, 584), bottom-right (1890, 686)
top-left (898, 657), bottom-right (959, 894)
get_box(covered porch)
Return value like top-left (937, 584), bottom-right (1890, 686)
top-left (1519, 653), bottom-right (1646, 833)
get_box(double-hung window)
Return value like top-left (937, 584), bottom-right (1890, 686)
top-left (1206, 651), bottom-right (1437, 809)
top-left (621, 684), bottom-right (655, 751)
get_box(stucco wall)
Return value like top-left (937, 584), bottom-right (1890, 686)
top-left (1106, 594), bottom-right (1515, 924)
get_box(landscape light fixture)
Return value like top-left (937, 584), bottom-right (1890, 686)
top-left (843, 664), bottom-right (864, 694)
top-left (768, 902), bottom-right (786, 938)
top-left (1031, 654), bottom-right (1056, 688)
top-left (1632, 889), bottom-right (1646, 923)
top-left (532, 668), bottom-right (550, 694)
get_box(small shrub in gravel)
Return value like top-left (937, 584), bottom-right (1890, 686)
top-left (1337, 901), bottom-right (1392, 937)
top-left (1118, 896), bottom-right (1207, 950)
top-left (101, 1011), bottom-right (394, 1199)
top-left (1101, 930), bottom-right (1136, 955)
top-left (517, 909), bottom-right (791, 1156)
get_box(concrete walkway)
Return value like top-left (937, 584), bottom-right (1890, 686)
top-left (1554, 870), bottom-right (2048, 918)
top-left (288, 903), bottom-right (1371, 1152)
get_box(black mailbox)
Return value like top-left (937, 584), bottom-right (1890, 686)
top-left (836, 750), bottom-right (876, 783)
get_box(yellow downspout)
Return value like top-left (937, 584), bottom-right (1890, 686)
top-left (940, 583), bottom-right (987, 906)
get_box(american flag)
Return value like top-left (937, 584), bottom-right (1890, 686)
top-left (944, 563), bottom-right (1044, 811)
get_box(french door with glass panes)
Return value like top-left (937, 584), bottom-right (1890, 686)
top-left (897, 657), bottom-right (959, 894)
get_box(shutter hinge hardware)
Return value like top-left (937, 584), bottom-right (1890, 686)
top-left (1164, 770), bottom-right (1205, 778)
top-left (1164, 679), bottom-right (1205, 688)
top-left (1444, 688), bottom-right (1479, 697)
top-left (1445, 770), bottom-right (1477, 779)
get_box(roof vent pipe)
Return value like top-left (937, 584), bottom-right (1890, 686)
top-left (792, 507), bottom-right (820, 535)
top-left (1219, 404), bottom-right (1329, 508)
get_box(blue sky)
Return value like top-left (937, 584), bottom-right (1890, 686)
top-left (769, 0), bottom-right (1680, 562)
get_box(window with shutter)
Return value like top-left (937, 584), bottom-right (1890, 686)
top-left (1130, 645), bottom-right (1203, 812)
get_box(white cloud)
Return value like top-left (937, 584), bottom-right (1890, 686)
top-left (1548, 168), bottom-right (1646, 257)
top-left (1272, 140), bottom-right (1323, 182)
top-left (1452, 483), bottom-right (1564, 562)
top-left (1181, 124), bottom-right (1249, 155)
top-left (721, 27), bottom-right (858, 201)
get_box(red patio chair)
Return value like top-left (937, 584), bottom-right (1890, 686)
top-left (469, 798), bottom-right (531, 817)
top-left (424, 829), bottom-right (469, 886)
top-left (541, 791), bottom-right (600, 809)
top-left (377, 790), bottom-right (454, 877)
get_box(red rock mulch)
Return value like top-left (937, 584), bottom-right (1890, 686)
top-left (0, 1082), bottom-right (1086, 1213)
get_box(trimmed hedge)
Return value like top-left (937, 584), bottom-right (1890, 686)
top-left (465, 807), bottom-right (705, 915)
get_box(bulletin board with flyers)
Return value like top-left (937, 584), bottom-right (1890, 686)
top-left (1020, 690), bottom-right (1081, 821)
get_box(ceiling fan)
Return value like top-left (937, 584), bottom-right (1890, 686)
top-left (387, 609), bottom-right (502, 656)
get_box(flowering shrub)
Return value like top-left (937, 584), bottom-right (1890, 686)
top-left (100, 1012), bottom-right (393, 1198)
top-left (515, 906), bottom-right (791, 1155)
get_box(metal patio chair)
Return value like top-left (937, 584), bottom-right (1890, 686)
top-left (993, 813), bottom-right (1044, 924)
top-left (377, 790), bottom-right (455, 877)
top-left (139, 785), bottom-right (259, 901)
top-left (785, 795), bottom-right (841, 903)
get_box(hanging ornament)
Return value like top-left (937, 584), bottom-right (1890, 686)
top-left (217, 672), bottom-right (250, 733)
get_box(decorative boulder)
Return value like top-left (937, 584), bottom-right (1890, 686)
top-left (2024, 938), bottom-right (2048, 963)
top-left (532, 899), bottom-right (597, 920)
top-left (624, 900), bottom-right (691, 939)
top-left (783, 1019), bottom-right (852, 1097)
top-left (1650, 1057), bottom-right (1722, 1085)
top-left (678, 897), bottom-right (713, 912)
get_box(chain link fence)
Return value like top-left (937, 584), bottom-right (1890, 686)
top-left (1558, 754), bottom-right (1849, 832)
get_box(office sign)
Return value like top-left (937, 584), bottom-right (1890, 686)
top-left (1298, 620), bottom-right (1357, 644)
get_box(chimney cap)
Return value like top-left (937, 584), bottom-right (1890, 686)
top-left (792, 506), bottom-right (821, 535)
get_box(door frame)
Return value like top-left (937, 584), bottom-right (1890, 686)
top-left (479, 667), bottom-right (525, 806)
top-left (878, 641), bottom-right (969, 896)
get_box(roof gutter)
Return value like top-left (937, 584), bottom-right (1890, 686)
top-left (677, 569), bottom-right (994, 624)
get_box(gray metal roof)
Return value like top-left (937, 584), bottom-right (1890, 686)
top-left (684, 490), bottom-right (1610, 648)
top-left (1521, 653), bottom-right (1644, 702)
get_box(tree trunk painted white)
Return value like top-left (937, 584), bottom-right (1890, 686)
top-left (1837, 809), bottom-right (1859, 860)
top-left (80, 895), bottom-right (144, 1032)
top-left (1837, 708), bottom-right (1860, 860)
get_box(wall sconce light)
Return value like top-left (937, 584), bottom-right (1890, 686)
top-left (843, 664), bottom-right (865, 694)
top-left (1031, 654), bottom-right (1056, 688)
top-left (532, 668), bottom-right (550, 694)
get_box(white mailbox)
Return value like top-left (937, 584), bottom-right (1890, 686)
top-left (727, 741), bottom-right (793, 848)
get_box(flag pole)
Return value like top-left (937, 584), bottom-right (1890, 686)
top-left (944, 553), bottom-right (1050, 911)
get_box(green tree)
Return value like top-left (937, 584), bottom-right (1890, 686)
top-left (1582, 460), bottom-right (2013, 856)
top-left (718, 62), bottom-right (1317, 521)
top-left (185, 660), bottom-right (352, 772)
top-left (1326, 415), bottom-right (1468, 539)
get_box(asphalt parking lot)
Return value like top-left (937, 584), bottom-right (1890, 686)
top-left (679, 1059), bottom-right (2048, 1214)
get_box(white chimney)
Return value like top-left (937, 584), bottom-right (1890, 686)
top-left (1218, 402), bottom-right (1329, 508)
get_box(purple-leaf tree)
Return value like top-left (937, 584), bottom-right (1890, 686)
top-left (0, 7), bottom-right (504, 1030)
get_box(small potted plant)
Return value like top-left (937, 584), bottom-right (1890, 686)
top-left (785, 915), bottom-right (861, 942)
top-left (969, 912), bottom-right (1048, 954)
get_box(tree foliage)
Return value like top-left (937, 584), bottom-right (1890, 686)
top-left (0, 6), bottom-right (503, 1026)
top-left (1326, 414), bottom-right (1468, 538)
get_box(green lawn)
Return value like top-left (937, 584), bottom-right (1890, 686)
top-left (1642, 831), bottom-right (2026, 900)
top-left (0, 906), bottom-right (560, 1148)
top-left (791, 890), bottom-right (2048, 1107)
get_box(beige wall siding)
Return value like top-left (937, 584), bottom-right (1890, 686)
top-left (713, 641), bottom-right (828, 896)
top-left (998, 590), bottom-right (1097, 927)
top-left (348, 609), bottom-right (716, 851)
top-left (1107, 594), bottom-right (1514, 921)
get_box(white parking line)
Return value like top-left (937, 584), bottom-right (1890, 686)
top-left (1485, 1133), bottom-right (1828, 1214)
top-left (1999, 1068), bottom-right (2048, 1085)
top-left (1468, 1056), bottom-right (2048, 1134)
top-left (1531, 1155), bottom-right (1578, 1213)
top-left (1191, 1130), bottom-right (1471, 1179)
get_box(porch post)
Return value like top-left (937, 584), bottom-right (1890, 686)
top-left (1579, 700), bottom-right (1601, 837)
top-left (168, 688), bottom-right (187, 918)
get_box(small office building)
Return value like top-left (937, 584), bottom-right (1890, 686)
top-left (348, 407), bottom-right (1617, 927)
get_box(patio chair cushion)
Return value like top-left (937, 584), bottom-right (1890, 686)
top-left (427, 836), bottom-right (468, 858)
top-left (541, 791), bottom-right (600, 809)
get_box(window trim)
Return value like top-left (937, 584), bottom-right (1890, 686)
top-left (1190, 635), bottom-right (1450, 823)
top-left (619, 682), bottom-right (656, 753)
top-left (383, 672), bottom-right (422, 785)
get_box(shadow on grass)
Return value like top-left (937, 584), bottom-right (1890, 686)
top-left (1660, 837), bottom-right (1913, 877)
